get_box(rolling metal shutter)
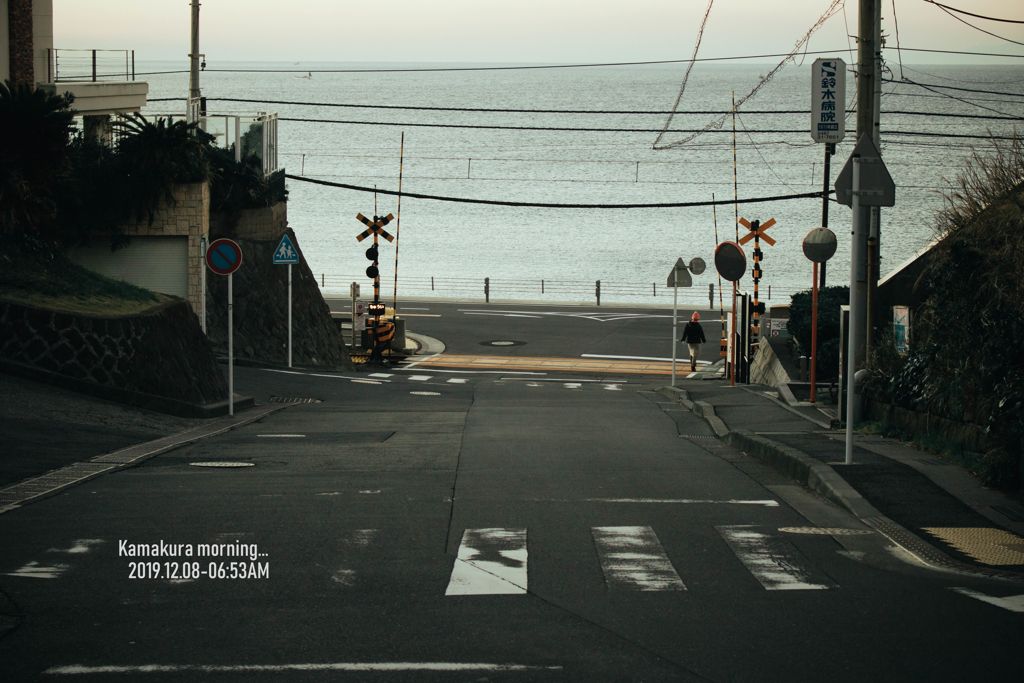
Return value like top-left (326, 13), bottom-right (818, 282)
top-left (71, 236), bottom-right (189, 298)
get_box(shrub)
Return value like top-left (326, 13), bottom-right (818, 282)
top-left (787, 285), bottom-right (849, 380)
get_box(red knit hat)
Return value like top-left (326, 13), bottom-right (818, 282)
top-left (691, 312), bottom-right (700, 321)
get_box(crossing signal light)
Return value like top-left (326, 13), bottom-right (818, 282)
top-left (365, 245), bottom-right (378, 261)
top-left (366, 265), bottom-right (379, 279)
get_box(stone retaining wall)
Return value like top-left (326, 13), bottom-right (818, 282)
top-left (865, 397), bottom-right (991, 454)
top-left (0, 299), bottom-right (228, 406)
top-left (204, 228), bottom-right (351, 368)
top-left (209, 203), bottom-right (287, 242)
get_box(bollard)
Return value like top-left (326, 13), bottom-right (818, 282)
top-left (709, 283), bottom-right (714, 309)
top-left (800, 355), bottom-right (808, 382)
top-left (485, 277), bottom-right (490, 303)
top-left (596, 280), bottom-right (601, 306)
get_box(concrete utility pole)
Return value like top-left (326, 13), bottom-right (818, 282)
top-left (853, 0), bottom-right (877, 372)
top-left (189, 0), bottom-right (201, 102)
top-left (866, 0), bottom-right (883, 359)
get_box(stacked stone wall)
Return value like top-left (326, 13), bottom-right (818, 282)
top-left (209, 203), bottom-right (287, 242)
top-left (204, 228), bottom-right (350, 369)
top-left (0, 299), bottom-right (227, 406)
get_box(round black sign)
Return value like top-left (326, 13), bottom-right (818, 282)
top-left (802, 227), bottom-right (838, 263)
top-left (714, 242), bottom-right (746, 282)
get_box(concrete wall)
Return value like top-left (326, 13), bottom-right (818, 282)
top-left (31, 0), bottom-right (49, 85)
top-left (117, 182), bottom-right (210, 317)
top-left (6, 0), bottom-right (32, 86)
top-left (749, 337), bottom-right (792, 387)
top-left (1, 0), bottom-right (10, 83)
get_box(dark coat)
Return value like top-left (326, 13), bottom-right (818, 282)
top-left (681, 321), bottom-right (706, 344)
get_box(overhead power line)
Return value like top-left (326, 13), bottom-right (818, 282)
top-left (927, 1), bottom-right (1024, 47)
top-left (923, 0), bottom-right (1024, 24)
top-left (285, 174), bottom-right (831, 209)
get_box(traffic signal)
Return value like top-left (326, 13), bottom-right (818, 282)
top-left (366, 243), bottom-right (379, 279)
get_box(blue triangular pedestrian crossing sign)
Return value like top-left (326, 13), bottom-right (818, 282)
top-left (273, 233), bottom-right (300, 264)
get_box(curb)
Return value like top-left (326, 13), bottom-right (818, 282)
top-left (655, 385), bottom-right (1024, 583)
top-left (0, 403), bottom-right (290, 515)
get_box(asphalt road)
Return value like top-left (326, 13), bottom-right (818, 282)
top-left (1, 302), bottom-right (1021, 681)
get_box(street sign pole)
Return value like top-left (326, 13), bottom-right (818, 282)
top-left (845, 156), bottom-right (863, 464)
top-left (228, 272), bottom-right (234, 418)
top-left (672, 281), bottom-right (678, 386)
top-left (200, 233), bottom-right (207, 334)
top-left (288, 263), bottom-right (292, 368)
top-left (811, 261), bottom-right (819, 402)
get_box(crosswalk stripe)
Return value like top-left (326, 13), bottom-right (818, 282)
top-left (446, 529), bottom-right (527, 596)
top-left (592, 526), bottom-right (686, 591)
top-left (367, 373), bottom-right (394, 378)
top-left (408, 375), bottom-right (432, 382)
top-left (446, 378), bottom-right (467, 384)
top-left (716, 526), bottom-right (833, 590)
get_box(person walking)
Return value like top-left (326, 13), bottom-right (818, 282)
top-left (680, 312), bottom-right (706, 372)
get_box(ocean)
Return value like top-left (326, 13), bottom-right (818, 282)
top-left (138, 60), bottom-right (1024, 307)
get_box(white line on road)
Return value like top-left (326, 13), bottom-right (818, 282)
top-left (592, 526), bottom-right (686, 591)
top-left (462, 312), bottom-right (543, 319)
top-left (407, 375), bottom-right (433, 382)
top-left (446, 528), bottom-right (528, 596)
top-left (47, 539), bottom-right (104, 554)
top-left (446, 378), bottom-right (468, 384)
top-left (401, 369), bottom-right (546, 375)
top-left (581, 354), bottom-right (711, 364)
top-left (257, 434), bottom-right (306, 438)
top-left (501, 378), bottom-right (600, 382)
top-left (716, 526), bottom-right (833, 590)
top-left (368, 373), bottom-right (394, 378)
top-left (563, 383), bottom-right (582, 389)
top-left (603, 384), bottom-right (622, 391)
top-left (949, 587), bottom-right (1024, 613)
top-left (5, 561), bottom-right (69, 579)
top-left (44, 662), bottom-right (562, 675)
top-left (577, 499), bottom-right (779, 506)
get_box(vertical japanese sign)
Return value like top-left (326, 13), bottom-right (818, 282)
top-left (893, 306), bottom-right (910, 354)
top-left (811, 58), bottom-right (846, 143)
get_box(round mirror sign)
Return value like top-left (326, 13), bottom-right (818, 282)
top-left (802, 227), bottom-right (838, 263)
top-left (714, 242), bottom-right (746, 282)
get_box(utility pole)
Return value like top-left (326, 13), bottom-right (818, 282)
top-left (189, 0), bottom-right (201, 102)
top-left (853, 0), bottom-right (877, 373)
top-left (866, 0), bottom-right (883, 359)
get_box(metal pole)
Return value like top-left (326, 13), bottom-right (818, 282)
top-left (810, 261), bottom-right (819, 403)
top-left (393, 133), bottom-right (404, 312)
top-left (845, 156), bottom-right (863, 464)
top-left (820, 143), bottom-right (833, 289)
top-left (200, 234), bottom-right (207, 334)
top-left (234, 117), bottom-right (241, 163)
top-left (189, 0), bottom-right (201, 101)
top-left (672, 279), bottom-right (678, 387)
top-left (731, 282), bottom-right (737, 386)
top-left (228, 272), bottom-right (234, 418)
top-left (288, 263), bottom-right (293, 368)
top-left (351, 283), bottom-right (358, 349)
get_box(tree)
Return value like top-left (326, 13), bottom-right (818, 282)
top-left (0, 81), bottom-right (76, 238)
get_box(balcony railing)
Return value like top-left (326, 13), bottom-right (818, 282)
top-left (48, 49), bottom-right (135, 83)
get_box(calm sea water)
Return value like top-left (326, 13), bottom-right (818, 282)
top-left (138, 61), bottom-right (1023, 306)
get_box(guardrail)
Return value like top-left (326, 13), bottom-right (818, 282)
top-left (49, 49), bottom-right (135, 83)
top-left (316, 275), bottom-right (803, 307)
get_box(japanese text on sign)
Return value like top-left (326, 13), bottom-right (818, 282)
top-left (811, 58), bottom-right (846, 143)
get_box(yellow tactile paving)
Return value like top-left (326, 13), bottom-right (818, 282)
top-left (410, 354), bottom-right (689, 375)
top-left (922, 527), bottom-right (1024, 566)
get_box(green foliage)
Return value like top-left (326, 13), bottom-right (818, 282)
top-left (114, 114), bottom-right (211, 226)
top-left (207, 144), bottom-right (284, 213)
top-left (787, 285), bottom-right (849, 380)
top-left (0, 81), bottom-right (76, 237)
top-left (865, 134), bottom-right (1024, 490)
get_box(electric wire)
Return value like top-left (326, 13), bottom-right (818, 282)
top-left (285, 173), bottom-right (830, 208)
top-left (922, 0), bottom-right (1024, 25)
top-left (653, 0), bottom-right (715, 148)
top-left (928, 2), bottom-right (1024, 47)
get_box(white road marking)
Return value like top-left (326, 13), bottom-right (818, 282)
top-left (257, 434), bottom-right (305, 438)
top-left (563, 383), bottom-right (582, 389)
top-left (463, 312), bottom-right (542, 319)
top-left (446, 378), bottom-right (468, 384)
top-left (717, 526), bottom-right (833, 590)
top-left (582, 354), bottom-right (711, 364)
top-left (368, 373), bottom-right (394, 378)
top-left (603, 384), bottom-right (622, 391)
top-left (949, 587), bottom-right (1024, 613)
top-left (502, 378), bottom-right (600, 382)
top-left (446, 528), bottom-right (528, 596)
top-left (408, 375), bottom-right (432, 382)
top-left (44, 663), bottom-right (562, 675)
top-left (458, 309), bottom-right (671, 323)
top-left (6, 561), bottom-right (70, 579)
top-left (592, 526), bottom-right (686, 591)
top-left (527, 499), bottom-right (779, 506)
top-left (48, 539), bottom-right (104, 554)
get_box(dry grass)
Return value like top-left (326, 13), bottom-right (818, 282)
top-left (0, 287), bottom-right (172, 317)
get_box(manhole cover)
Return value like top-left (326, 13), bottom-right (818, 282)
top-left (269, 397), bottom-right (322, 404)
top-left (190, 462), bottom-right (256, 468)
top-left (480, 340), bottom-right (527, 347)
top-left (779, 527), bottom-right (873, 536)
top-left (410, 391), bottom-right (441, 396)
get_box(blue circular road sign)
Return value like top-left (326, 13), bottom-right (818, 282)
top-left (206, 238), bottom-right (243, 275)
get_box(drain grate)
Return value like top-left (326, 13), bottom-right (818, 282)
top-left (779, 527), bottom-right (874, 536)
top-left (269, 397), bottom-right (321, 404)
top-left (190, 462), bottom-right (256, 468)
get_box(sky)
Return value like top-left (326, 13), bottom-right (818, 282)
top-left (53, 0), bottom-right (1024, 64)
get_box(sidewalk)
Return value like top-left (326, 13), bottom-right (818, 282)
top-left (662, 380), bottom-right (1024, 580)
